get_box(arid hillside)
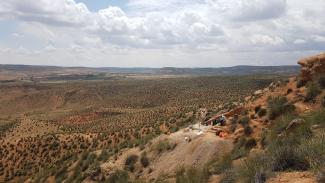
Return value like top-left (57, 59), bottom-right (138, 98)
top-left (77, 53), bottom-right (325, 183)
top-left (0, 74), bottom-right (284, 182)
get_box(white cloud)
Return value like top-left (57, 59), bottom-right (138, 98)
top-left (0, 0), bottom-right (324, 66)
top-left (250, 35), bottom-right (284, 46)
top-left (294, 39), bottom-right (306, 44)
top-left (231, 0), bottom-right (287, 21)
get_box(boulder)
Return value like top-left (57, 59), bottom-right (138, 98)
top-left (298, 53), bottom-right (325, 82)
top-left (254, 90), bottom-right (263, 96)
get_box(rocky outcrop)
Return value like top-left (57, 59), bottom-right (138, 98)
top-left (298, 53), bottom-right (325, 82)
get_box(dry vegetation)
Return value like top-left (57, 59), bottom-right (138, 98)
top-left (0, 75), bottom-right (282, 182)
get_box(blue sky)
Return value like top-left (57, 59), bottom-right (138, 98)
top-left (75, 0), bottom-right (127, 11)
top-left (0, 0), bottom-right (324, 67)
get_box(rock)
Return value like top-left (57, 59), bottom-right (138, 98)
top-left (285, 118), bottom-right (305, 132)
top-left (263, 88), bottom-right (269, 93)
top-left (311, 124), bottom-right (321, 130)
top-left (254, 90), bottom-right (263, 96)
top-left (298, 53), bottom-right (325, 82)
top-left (245, 96), bottom-right (252, 101)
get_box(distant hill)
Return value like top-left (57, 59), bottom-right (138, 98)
top-left (155, 65), bottom-right (300, 76)
top-left (0, 64), bottom-right (300, 80)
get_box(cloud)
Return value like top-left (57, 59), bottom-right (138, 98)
top-left (0, 0), bottom-right (92, 26)
top-left (0, 0), bottom-right (324, 66)
top-left (231, 0), bottom-right (287, 21)
top-left (250, 35), bottom-right (284, 46)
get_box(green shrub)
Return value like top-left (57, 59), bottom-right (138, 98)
top-left (254, 106), bottom-right (261, 113)
top-left (55, 166), bottom-right (68, 183)
top-left (245, 138), bottom-right (257, 149)
top-left (297, 78), bottom-right (306, 88)
top-left (269, 114), bottom-right (297, 136)
top-left (219, 169), bottom-right (237, 183)
top-left (268, 142), bottom-right (309, 171)
top-left (286, 88), bottom-right (293, 95)
top-left (317, 169), bottom-right (325, 183)
top-left (140, 152), bottom-right (149, 168)
top-left (98, 150), bottom-right (110, 162)
top-left (260, 129), bottom-right (268, 148)
top-left (322, 96), bottom-right (325, 108)
top-left (299, 133), bottom-right (325, 170)
top-left (304, 109), bottom-right (325, 127)
top-left (231, 137), bottom-right (251, 160)
top-left (107, 170), bottom-right (130, 183)
top-left (305, 82), bottom-right (321, 102)
top-left (239, 116), bottom-right (250, 126)
top-left (244, 126), bottom-right (253, 136)
top-left (124, 154), bottom-right (138, 172)
top-left (318, 75), bottom-right (325, 89)
top-left (257, 108), bottom-right (267, 117)
top-left (209, 154), bottom-right (232, 175)
top-left (267, 96), bottom-right (295, 120)
top-left (175, 166), bottom-right (209, 183)
top-left (237, 154), bottom-right (271, 183)
top-left (155, 139), bottom-right (176, 153)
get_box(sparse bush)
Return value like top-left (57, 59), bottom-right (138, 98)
top-left (268, 141), bottom-right (309, 171)
top-left (322, 96), bottom-right (325, 108)
top-left (317, 169), bottom-right (325, 183)
top-left (299, 133), bottom-right (325, 170)
top-left (237, 154), bottom-right (271, 183)
top-left (229, 123), bottom-right (237, 133)
top-left (155, 139), bottom-right (176, 153)
top-left (231, 137), bottom-right (249, 160)
top-left (209, 154), bottom-right (232, 175)
top-left (286, 88), bottom-right (293, 95)
top-left (267, 96), bottom-right (295, 120)
top-left (107, 170), bottom-right (130, 183)
top-left (318, 75), bottom-right (325, 89)
top-left (219, 169), bottom-right (237, 183)
top-left (98, 150), bottom-right (110, 162)
top-left (258, 108), bottom-right (267, 117)
top-left (254, 105), bottom-right (261, 113)
top-left (304, 109), bottom-right (325, 127)
top-left (239, 116), bottom-right (250, 126)
top-left (260, 130), bottom-right (268, 148)
top-left (140, 152), bottom-right (149, 168)
top-left (55, 166), bottom-right (68, 183)
top-left (124, 154), bottom-right (138, 172)
top-left (175, 166), bottom-right (209, 183)
top-left (297, 78), bottom-right (306, 88)
top-left (305, 82), bottom-right (321, 102)
top-left (245, 138), bottom-right (257, 149)
top-left (244, 126), bottom-right (253, 136)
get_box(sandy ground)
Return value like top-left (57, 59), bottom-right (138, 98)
top-left (267, 172), bottom-right (317, 183)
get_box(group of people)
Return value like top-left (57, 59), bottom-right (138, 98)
top-left (212, 115), bottom-right (226, 126)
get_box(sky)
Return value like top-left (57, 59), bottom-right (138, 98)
top-left (0, 0), bottom-right (324, 67)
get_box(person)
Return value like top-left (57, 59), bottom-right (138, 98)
top-left (218, 115), bottom-right (226, 126)
top-left (213, 115), bottom-right (226, 126)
